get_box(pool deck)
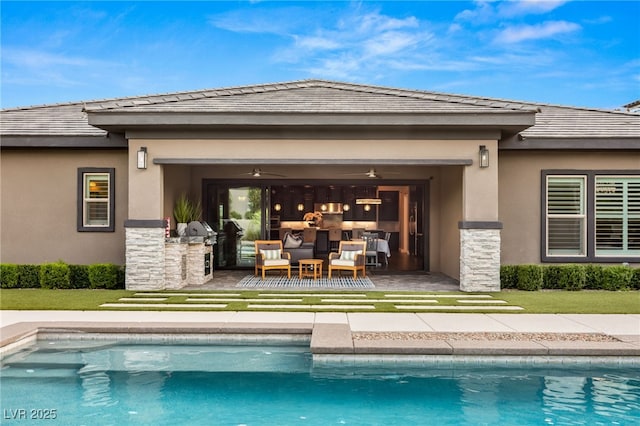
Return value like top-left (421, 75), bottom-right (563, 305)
top-left (2, 310), bottom-right (639, 360)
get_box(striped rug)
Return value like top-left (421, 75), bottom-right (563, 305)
top-left (237, 275), bottom-right (374, 289)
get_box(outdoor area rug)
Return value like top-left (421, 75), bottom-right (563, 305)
top-left (237, 275), bottom-right (375, 289)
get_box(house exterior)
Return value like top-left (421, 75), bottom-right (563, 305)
top-left (1, 80), bottom-right (638, 291)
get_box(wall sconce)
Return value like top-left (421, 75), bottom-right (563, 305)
top-left (274, 203), bottom-right (282, 212)
top-left (137, 147), bottom-right (148, 169)
top-left (320, 204), bottom-right (327, 212)
top-left (297, 203), bottom-right (305, 212)
top-left (364, 204), bottom-right (371, 212)
top-left (479, 145), bottom-right (489, 168)
top-left (342, 204), bottom-right (350, 212)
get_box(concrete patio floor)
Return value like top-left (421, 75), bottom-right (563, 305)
top-left (184, 269), bottom-right (461, 291)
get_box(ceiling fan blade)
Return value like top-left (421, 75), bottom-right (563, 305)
top-left (241, 168), bottom-right (286, 178)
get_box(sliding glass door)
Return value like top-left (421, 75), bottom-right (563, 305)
top-left (206, 184), bottom-right (268, 269)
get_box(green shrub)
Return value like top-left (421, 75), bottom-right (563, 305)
top-left (0, 264), bottom-right (19, 288)
top-left (69, 265), bottom-right (91, 289)
top-left (517, 265), bottom-right (544, 291)
top-left (601, 266), bottom-right (634, 291)
top-left (543, 265), bottom-right (563, 289)
top-left (88, 264), bottom-right (120, 289)
top-left (631, 268), bottom-right (640, 290)
top-left (500, 265), bottom-right (518, 289)
top-left (584, 264), bottom-right (605, 290)
top-left (17, 265), bottom-right (40, 288)
top-left (40, 261), bottom-right (71, 289)
top-left (558, 265), bottom-right (586, 291)
top-left (117, 266), bottom-right (126, 289)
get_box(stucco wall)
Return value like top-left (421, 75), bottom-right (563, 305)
top-left (437, 166), bottom-right (463, 279)
top-left (1, 149), bottom-right (128, 265)
top-left (499, 150), bottom-right (640, 265)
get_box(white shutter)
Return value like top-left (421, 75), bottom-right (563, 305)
top-left (596, 177), bottom-right (640, 256)
top-left (546, 176), bottom-right (586, 256)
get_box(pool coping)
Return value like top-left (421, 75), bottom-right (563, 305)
top-left (2, 322), bottom-right (639, 361)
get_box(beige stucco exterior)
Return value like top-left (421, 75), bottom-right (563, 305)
top-left (499, 150), bottom-right (640, 266)
top-left (2, 80), bottom-right (637, 291)
top-left (0, 149), bottom-right (128, 264)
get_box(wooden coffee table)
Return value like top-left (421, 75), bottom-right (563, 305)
top-left (299, 259), bottom-right (323, 280)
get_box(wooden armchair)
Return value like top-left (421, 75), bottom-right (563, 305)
top-left (327, 240), bottom-right (367, 279)
top-left (254, 240), bottom-right (291, 280)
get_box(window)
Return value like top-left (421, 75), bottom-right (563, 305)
top-left (595, 177), bottom-right (640, 256)
top-left (542, 171), bottom-right (639, 262)
top-left (546, 176), bottom-right (586, 256)
top-left (77, 168), bottom-right (115, 232)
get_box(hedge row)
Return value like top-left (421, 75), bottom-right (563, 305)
top-left (0, 262), bottom-right (125, 289)
top-left (501, 264), bottom-right (640, 291)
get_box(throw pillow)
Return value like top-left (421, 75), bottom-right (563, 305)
top-left (339, 250), bottom-right (362, 261)
top-left (260, 249), bottom-right (281, 260)
top-left (283, 232), bottom-right (303, 248)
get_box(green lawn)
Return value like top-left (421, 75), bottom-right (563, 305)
top-left (1, 289), bottom-right (639, 313)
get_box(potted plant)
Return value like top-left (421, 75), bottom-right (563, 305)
top-left (174, 193), bottom-right (198, 236)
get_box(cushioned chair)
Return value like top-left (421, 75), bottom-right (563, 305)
top-left (328, 240), bottom-right (366, 279)
top-left (254, 240), bottom-right (291, 280)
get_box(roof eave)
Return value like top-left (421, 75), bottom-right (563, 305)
top-left (500, 136), bottom-right (640, 150)
top-left (86, 111), bottom-right (536, 134)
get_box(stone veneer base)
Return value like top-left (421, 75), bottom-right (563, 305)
top-left (459, 228), bottom-right (501, 292)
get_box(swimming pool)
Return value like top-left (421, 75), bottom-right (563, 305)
top-left (2, 339), bottom-right (639, 425)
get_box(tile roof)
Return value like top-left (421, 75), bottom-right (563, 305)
top-left (1, 79), bottom-right (638, 139)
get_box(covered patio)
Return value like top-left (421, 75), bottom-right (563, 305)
top-left (83, 80), bottom-right (536, 292)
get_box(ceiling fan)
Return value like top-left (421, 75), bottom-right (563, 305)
top-left (239, 168), bottom-right (285, 178)
top-left (342, 168), bottom-right (395, 179)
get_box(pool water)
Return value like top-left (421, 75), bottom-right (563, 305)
top-left (1, 340), bottom-right (639, 425)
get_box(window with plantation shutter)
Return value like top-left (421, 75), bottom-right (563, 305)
top-left (546, 176), bottom-right (586, 256)
top-left (77, 168), bottom-right (115, 232)
top-left (595, 177), bottom-right (640, 256)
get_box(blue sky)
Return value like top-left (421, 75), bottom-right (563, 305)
top-left (1, 1), bottom-right (639, 109)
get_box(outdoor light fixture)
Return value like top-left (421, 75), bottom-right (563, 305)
top-left (297, 203), bottom-right (305, 211)
top-left (137, 147), bottom-right (148, 169)
top-left (342, 203), bottom-right (350, 212)
top-left (479, 145), bottom-right (489, 168)
top-left (364, 204), bottom-right (372, 212)
top-left (274, 203), bottom-right (282, 212)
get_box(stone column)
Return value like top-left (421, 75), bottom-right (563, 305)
top-left (459, 222), bottom-right (502, 292)
top-left (124, 220), bottom-right (166, 290)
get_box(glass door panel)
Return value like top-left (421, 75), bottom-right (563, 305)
top-left (210, 186), bottom-right (265, 269)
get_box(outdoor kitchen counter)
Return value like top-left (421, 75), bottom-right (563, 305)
top-left (164, 237), bottom-right (213, 288)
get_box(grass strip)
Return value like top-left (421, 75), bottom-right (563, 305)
top-left (1, 289), bottom-right (638, 314)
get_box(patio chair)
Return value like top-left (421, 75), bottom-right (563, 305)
top-left (327, 240), bottom-right (366, 279)
top-left (254, 240), bottom-right (291, 280)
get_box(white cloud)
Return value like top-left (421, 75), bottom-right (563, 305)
top-left (294, 35), bottom-right (341, 51)
top-left (363, 31), bottom-right (424, 57)
top-left (495, 20), bottom-right (581, 43)
top-left (2, 48), bottom-right (115, 70)
top-left (456, 0), bottom-right (569, 23)
top-left (498, 0), bottom-right (569, 17)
